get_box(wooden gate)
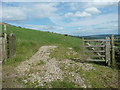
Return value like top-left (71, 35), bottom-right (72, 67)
top-left (82, 36), bottom-right (115, 66)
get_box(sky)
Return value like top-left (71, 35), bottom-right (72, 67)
top-left (0, 0), bottom-right (119, 36)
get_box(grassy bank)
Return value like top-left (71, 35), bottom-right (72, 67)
top-left (4, 25), bottom-right (83, 65)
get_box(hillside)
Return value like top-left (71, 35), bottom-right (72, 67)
top-left (2, 24), bottom-right (118, 88)
top-left (2, 24), bottom-right (83, 64)
top-left (73, 34), bottom-right (119, 39)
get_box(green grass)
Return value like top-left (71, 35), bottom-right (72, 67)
top-left (6, 25), bottom-right (82, 47)
top-left (0, 25), bottom-right (2, 36)
top-left (37, 60), bottom-right (46, 65)
top-left (3, 25), bottom-right (83, 65)
top-left (50, 45), bottom-right (83, 61)
top-left (48, 80), bottom-right (78, 88)
top-left (18, 79), bottom-right (78, 88)
top-left (16, 76), bottom-right (79, 88)
top-left (4, 39), bottom-right (41, 66)
top-left (82, 64), bottom-right (118, 88)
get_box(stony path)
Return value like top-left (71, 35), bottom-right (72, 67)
top-left (15, 46), bottom-right (96, 88)
top-left (16, 46), bottom-right (57, 76)
top-left (16, 46), bottom-right (64, 87)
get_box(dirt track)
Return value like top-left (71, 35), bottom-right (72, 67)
top-left (14, 46), bottom-right (96, 88)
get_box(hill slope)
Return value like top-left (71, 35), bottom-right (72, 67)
top-left (4, 25), bottom-right (83, 65)
top-left (74, 34), bottom-right (119, 39)
top-left (2, 24), bottom-right (118, 88)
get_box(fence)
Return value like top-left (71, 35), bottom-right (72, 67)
top-left (7, 33), bottom-right (16, 58)
top-left (0, 37), bottom-right (2, 61)
top-left (82, 35), bottom-right (117, 67)
top-left (0, 33), bottom-right (7, 61)
top-left (0, 24), bottom-right (16, 61)
top-left (114, 36), bottom-right (120, 64)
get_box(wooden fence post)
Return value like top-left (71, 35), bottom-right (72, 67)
top-left (2, 24), bottom-right (7, 61)
top-left (7, 33), bottom-right (16, 58)
top-left (0, 38), bottom-right (2, 61)
top-left (105, 37), bottom-right (110, 66)
top-left (82, 37), bottom-right (84, 51)
top-left (4, 24), bottom-right (6, 32)
top-left (82, 37), bottom-right (85, 60)
top-left (111, 35), bottom-right (116, 67)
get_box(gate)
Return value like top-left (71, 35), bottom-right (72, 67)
top-left (82, 36), bottom-right (115, 66)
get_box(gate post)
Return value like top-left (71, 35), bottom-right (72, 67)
top-left (105, 37), bottom-right (111, 66)
top-left (7, 33), bottom-right (16, 58)
top-left (111, 35), bottom-right (116, 67)
top-left (82, 37), bottom-right (85, 60)
top-left (0, 38), bottom-right (2, 61)
top-left (2, 24), bottom-right (7, 61)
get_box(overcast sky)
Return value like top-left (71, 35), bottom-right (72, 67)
top-left (0, 0), bottom-right (119, 36)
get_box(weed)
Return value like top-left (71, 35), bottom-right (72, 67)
top-left (37, 60), bottom-right (45, 65)
top-left (49, 80), bottom-right (78, 88)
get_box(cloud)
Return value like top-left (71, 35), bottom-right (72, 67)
top-left (65, 12), bottom-right (74, 17)
top-left (85, 7), bottom-right (101, 14)
top-left (49, 12), bottom-right (118, 34)
top-left (26, 25), bottom-right (63, 31)
top-left (76, 27), bottom-right (84, 30)
top-left (1, 2), bottom-right (118, 36)
top-left (86, 0), bottom-right (119, 8)
top-left (76, 27), bottom-right (84, 31)
top-left (76, 21), bottom-right (118, 32)
top-left (65, 11), bottom-right (91, 17)
top-left (32, 3), bottom-right (59, 18)
top-left (68, 13), bottom-right (118, 27)
top-left (0, 5), bottom-right (27, 21)
top-left (52, 12), bottom-right (118, 36)
top-left (1, 3), bottom-right (59, 21)
top-left (69, 13), bottom-right (118, 36)
top-left (2, 0), bottom-right (119, 2)
top-left (67, 0), bottom-right (118, 11)
top-left (0, 6), bottom-right (2, 21)
top-left (2, 6), bottom-right (27, 21)
top-left (68, 3), bottom-right (86, 10)
top-left (70, 24), bottom-right (118, 36)
top-left (64, 7), bottom-right (101, 17)
top-left (75, 11), bottom-right (91, 17)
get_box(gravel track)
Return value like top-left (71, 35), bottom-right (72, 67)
top-left (5, 46), bottom-right (96, 88)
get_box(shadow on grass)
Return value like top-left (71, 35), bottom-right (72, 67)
top-left (87, 61), bottom-right (107, 66)
top-left (70, 58), bottom-right (85, 63)
top-left (70, 58), bottom-right (107, 66)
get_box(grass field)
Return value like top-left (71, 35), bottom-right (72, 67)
top-left (3, 25), bottom-right (83, 65)
top-left (1, 24), bottom-right (119, 88)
